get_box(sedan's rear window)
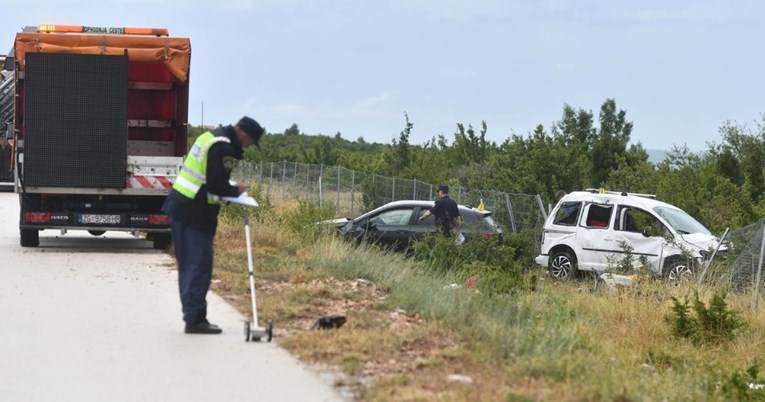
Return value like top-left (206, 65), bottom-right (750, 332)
top-left (369, 209), bottom-right (414, 225)
top-left (461, 210), bottom-right (480, 223)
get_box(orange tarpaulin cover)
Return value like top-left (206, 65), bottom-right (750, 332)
top-left (14, 32), bottom-right (191, 82)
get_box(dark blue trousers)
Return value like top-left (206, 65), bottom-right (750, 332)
top-left (171, 219), bottom-right (214, 324)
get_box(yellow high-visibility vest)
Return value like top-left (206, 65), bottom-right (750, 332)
top-left (172, 132), bottom-right (231, 204)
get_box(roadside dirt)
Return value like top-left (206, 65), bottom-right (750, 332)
top-left (213, 277), bottom-right (463, 399)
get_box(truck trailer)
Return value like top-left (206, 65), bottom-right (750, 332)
top-left (4, 24), bottom-right (191, 248)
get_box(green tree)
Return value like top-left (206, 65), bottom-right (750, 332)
top-left (300, 136), bottom-right (338, 165)
top-left (590, 99), bottom-right (639, 186)
top-left (452, 121), bottom-right (492, 165)
top-left (381, 112), bottom-right (413, 176)
top-left (284, 123), bottom-right (300, 136)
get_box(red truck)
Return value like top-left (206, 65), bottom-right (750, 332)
top-left (3, 24), bottom-right (191, 248)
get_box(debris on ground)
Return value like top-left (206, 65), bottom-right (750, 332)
top-left (310, 314), bottom-right (347, 330)
top-left (446, 374), bottom-right (474, 384)
top-left (599, 273), bottom-right (636, 288)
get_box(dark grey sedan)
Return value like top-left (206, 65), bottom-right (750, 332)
top-left (334, 200), bottom-right (502, 251)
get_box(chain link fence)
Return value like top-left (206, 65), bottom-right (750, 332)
top-left (693, 219), bottom-right (765, 308)
top-left (715, 220), bottom-right (765, 291)
top-left (233, 161), bottom-right (765, 306)
top-left (232, 160), bottom-right (547, 234)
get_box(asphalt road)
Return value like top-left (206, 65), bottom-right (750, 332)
top-left (0, 192), bottom-right (343, 402)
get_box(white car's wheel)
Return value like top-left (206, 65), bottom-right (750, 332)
top-left (549, 250), bottom-right (576, 280)
top-left (664, 257), bottom-right (693, 285)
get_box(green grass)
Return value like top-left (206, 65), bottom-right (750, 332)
top-left (208, 191), bottom-right (765, 401)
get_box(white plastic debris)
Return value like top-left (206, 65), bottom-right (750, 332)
top-left (599, 273), bottom-right (635, 288)
top-left (446, 374), bottom-right (474, 384)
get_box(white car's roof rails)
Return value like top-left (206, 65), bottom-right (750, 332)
top-left (584, 188), bottom-right (656, 199)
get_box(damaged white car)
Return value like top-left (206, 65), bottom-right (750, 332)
top-left (535, 189), bottom-right (723, 282)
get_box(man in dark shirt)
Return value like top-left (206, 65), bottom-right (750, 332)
top-left (162, 116), bottom-right (264, 334)
top-left (418, 185), bottom-right (462, 237)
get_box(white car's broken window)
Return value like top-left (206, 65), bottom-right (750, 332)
top-left (584, 204), bottom-right (612, 229)
top-left (553, 202), bottom-right (581, 226)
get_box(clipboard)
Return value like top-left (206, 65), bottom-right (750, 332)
top-left (223, 180), bottom-right (259, 207)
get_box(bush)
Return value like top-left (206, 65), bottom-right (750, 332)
top-left (279, 199), bottom-right (335, 239)
top-left (411, 234), bottom-right (532, 295)
top-left (502, 230), bottom-right (539, 267)
top-left (218, 181), bottom-right (273, 223)
top-left (667, 291), bottom-right (744, 345)
top-left (716, 365), bottom-right (765, 401)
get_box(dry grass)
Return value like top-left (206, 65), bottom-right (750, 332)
top-left (206, 190), bottom-right (765, 401)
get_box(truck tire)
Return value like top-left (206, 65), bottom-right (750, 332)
top-left (20, 228), bottom-right (39, 247)
top-left (87, 230), bottom-right (106, 236)
top-left (19, 194), bottom-right (41, 247)
top-left (152, 234), bottom-right (172, 250)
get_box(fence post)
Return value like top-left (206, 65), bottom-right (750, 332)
top-left (413, 179), bottom-right (417, 200)
top-left (457, 186), bottom-right (462, 204)
top-left (429, 184), bottom-right (433, 200)
top-left (337, 167), bottom-right (341, 214)
top-left (319, 164), bottom-right (324, 206)
top-left (392, 176), bottom-right (395, 202)
top-left (268, 161), bottom-right (274, 199)
top-left (698, 227), bottom-right (729, 284)
top-left (306, 164), bottom-right (311, 198)
top-left (281, 160), bottom-right (287, 195)
top-left (535, 194), bottom-right (548, 220)
top-left (290, 162), bottom-right (297, 194)
top-left (504, 193), bottom-right (517, 234)
top-left (753, 222), bottom-right (765, 309)
top-left (351, 170), bottom-right (355, 215)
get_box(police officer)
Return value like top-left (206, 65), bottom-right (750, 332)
top-left (162, 116), bottom-right (264, 334)
top-left (418, 184), bottom-right (462, 237)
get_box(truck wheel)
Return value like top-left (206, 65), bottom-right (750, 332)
top-left (19, 194), bottom-right (41, 248)
top-left (152, 234), bottom-right (172, 250)
top-left (88, 230), bottom-right (106, 236)
top-left (20, 228), bottom-right (39, 248)
top-left (549, 250), bottom-right (576, 280)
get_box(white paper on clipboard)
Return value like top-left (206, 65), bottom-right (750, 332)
top-left (222, 192), bottom-right (259, 207)
top-left (223, 180), bottom-right (259, 207)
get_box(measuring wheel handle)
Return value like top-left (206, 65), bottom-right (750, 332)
top-left (266, 319), bottom-right (274, 342)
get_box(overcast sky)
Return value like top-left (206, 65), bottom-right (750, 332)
top-left (3, 0), bottom-right (763, 152)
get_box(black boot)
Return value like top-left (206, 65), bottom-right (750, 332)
top-left (185, 319), bottom-right (222, 334)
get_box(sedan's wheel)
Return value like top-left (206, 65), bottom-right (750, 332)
top-left (664, 257), bottom-right (693, 285)
top-left (549, 251), bottom-right (576, 280)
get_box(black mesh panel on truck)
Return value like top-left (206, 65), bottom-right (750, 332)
top-left (23, 53), bottom-right (128, 188)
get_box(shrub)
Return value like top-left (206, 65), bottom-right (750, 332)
top-left (218, 181), bottom-right (273, 223)
top-left (667, 291), bottom-right (744, 345)
top-left (717, 365), bottom-right (765, 401)
top-left (411, 234), bottom-right (531, 295)
top-left (279, 199), bottom-right (335, 239)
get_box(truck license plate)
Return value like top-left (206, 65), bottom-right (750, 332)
top-left (79, 214), bottom-right (121, 225)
